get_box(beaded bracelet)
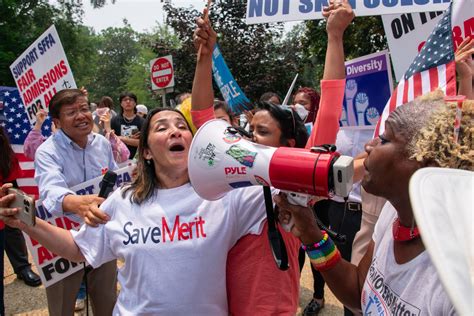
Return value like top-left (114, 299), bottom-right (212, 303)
top-left (302, 232), bottom-right (342, 271)
top-left (301, 231), bottom-right (329, 251)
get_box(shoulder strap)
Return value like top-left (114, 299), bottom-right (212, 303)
top-left (263, 186), bottom-right (289, 271)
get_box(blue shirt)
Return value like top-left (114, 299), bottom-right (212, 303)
top-left (34, 129), bottom-right (118, 217)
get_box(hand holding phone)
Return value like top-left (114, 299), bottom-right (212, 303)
top-left (7, 188), bottom-right (36, 226)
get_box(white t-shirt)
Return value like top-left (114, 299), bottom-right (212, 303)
top-left (361, 202), bottom-right (455, 316)
top-left (72, 183), bottom-right (267, 315)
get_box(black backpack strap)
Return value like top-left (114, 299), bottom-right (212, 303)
top-left (263, 186), bottom-right (289, 271)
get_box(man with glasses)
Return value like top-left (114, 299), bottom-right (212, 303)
top-left (34, 89), bottom-right (117, 316)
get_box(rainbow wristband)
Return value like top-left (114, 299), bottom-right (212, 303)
top-left (302, 232), bottom-right (341, 271)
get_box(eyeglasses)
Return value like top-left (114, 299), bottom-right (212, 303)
top-left (61, 105), bottom-right (91, 119)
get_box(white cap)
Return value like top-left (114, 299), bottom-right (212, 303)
top-left (409, 167), bottom-right (474, 315)
top-left (136, 104), bottom-right (148, 115)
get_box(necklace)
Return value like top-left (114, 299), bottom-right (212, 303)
top-left (392, 217), bottom-right (420, 242)
top-left (123, 114), bottom-right (135, 124)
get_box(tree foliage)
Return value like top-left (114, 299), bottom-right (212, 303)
top-left (302, 16), bottom-right (388, 89)
top-left (0, 0), bottom-right (88, 86)
top-left (90, 21), bottom-right (140, 103)
top-left (160, 1), bottom-right (310, 103)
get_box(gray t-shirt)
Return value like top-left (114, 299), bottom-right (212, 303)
top-left (361, 202), bottom-right (456, 315)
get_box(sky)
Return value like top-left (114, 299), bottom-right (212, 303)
top-left (50, 0), bottom-right (298, 34)
top-left (80, 0), bottom-right (204, 33)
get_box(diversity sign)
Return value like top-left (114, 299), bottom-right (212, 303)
top-left (341, 51), bottom-right (393, 127)
top-left (246, 0), bottom-right (450, 24)
top-left (9, 25), bottom-right (76, 125)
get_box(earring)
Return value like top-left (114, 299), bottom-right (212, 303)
top-left (145, 159), bottom-right (152, 165)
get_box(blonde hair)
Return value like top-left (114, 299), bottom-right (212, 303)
top-left (411, 99), bottom-right (473, 170)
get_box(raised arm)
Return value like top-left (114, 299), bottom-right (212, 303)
top-left (455, 37), bottom-right (474, 99)
top-left (306, 0), bottom-right (354, 148)
top-left (192, 9), bottom-right (217, 113)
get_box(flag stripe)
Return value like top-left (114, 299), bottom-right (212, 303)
top-left (373, 2), bottom-right (457, 137)
top-left (402, 79), bottom-right (410, 104)
top-left (413, 72), bottom-right (423, 99)
top-left (429, 67), bottom-right (439, 90)
top-left (445, 61), bottom-right (456, 96)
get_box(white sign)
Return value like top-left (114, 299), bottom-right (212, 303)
top-left (24, 164), bottom-right (135, 287)
top-left (150, 55), bottom-right (175, 90)
top-left (246, 0), bottom-right (450, 24)
top-left (383, 1), bottom-right (474, 80)
top-left (9, 25), bottom-right (77, 125)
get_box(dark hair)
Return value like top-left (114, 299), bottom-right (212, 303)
top-left (174, 92), bottom-right (191, 106)
top-left (213, 100), bottom-right (234, 122)
top-left (0, 127), bottom-right (15, 179)
top-left (119, 92), bottom-right (138, 115)
top-left (260, 92), bottom-right (282, 104)
top-left (98, 96), bottom-right (114, 110)
top-left (255, 102), bottom-right (308, 148)
top-left (48, 89), bottom-right (87, 119)
top-left (294, 87), bottom-right (320, 123)
top-left (122, 108), bottom-right (193, 204)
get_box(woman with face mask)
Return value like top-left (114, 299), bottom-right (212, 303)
top-left (274, 91), bottom-right (473, 315)
top-left (191, 1), bottom-right (354, 313)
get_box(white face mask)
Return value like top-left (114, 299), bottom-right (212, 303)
top-left (293, 103), bottom-right (309, 122)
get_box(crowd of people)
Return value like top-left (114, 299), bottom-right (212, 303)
top-left (0, 0), bottom-right (473, 315)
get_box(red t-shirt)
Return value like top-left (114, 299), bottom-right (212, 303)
top-left (226, 221), bottom-right (301, 315)
top-left (0, 156), bottom-right (23, 230)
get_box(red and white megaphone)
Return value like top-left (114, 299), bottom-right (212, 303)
top-left (188, 119), bottom-right (354, 202)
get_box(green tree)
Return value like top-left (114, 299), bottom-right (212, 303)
top-left (89, 21), bottom-right (140, 103)
top-left (160, 1), bottom-right (307, 103)
top-left (0, 0), bottom-right (87, 86)
top-left (136, 24), bottom-right (183, 107)
top-left (302, 16), bottom-right (388, 89)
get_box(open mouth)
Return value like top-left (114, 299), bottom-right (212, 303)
top-left (76, 122), bottom-right (90, 128)
top-left (169, 144), bottom-right (185, 152)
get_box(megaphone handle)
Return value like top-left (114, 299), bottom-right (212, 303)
top-left (280, 192), bottom-right (310, 232)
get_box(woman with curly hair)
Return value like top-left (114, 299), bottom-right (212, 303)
top-left (275, 91), bottom-right (472, 314)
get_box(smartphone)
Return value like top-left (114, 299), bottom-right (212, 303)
top-left (131, 127), bottom-right (140, 135)
top-left (7, 188), bottom-right (36, 226)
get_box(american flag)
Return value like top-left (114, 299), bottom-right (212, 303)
top-left (0, 86), bottom-right (52, 198)
top-left (374, 2), bottom-right (457, 136)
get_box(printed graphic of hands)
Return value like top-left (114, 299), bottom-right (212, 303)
top-left (344, 79), bottom-right (358, 126)
top-left (365, 107), bottom-right (380, 125)
top-left (355, 92), bottom-right (369, 126)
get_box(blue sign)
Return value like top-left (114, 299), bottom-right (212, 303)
top-left (212, 45), bottom-right (252, 114)
top-left (341, 51), bottom-right (393, 127)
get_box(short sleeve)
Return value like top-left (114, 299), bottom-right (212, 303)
top-left (71, 190), bottom-right (119, 268)
top-left (228, 187), bottom-right (268, 240)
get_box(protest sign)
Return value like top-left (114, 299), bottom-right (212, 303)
top-left (246, 0), bottom-right (450, 25)
top-left (383, 2), bottom-right (474, 80)
top-left (9, 25), bottom-right (76, 125)
top-left (23, 164), bottom-right (134, 287)
top-left (212, 44), bottom-right (252, 114)
top-left (341, 51), bottom-right (393, 127)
